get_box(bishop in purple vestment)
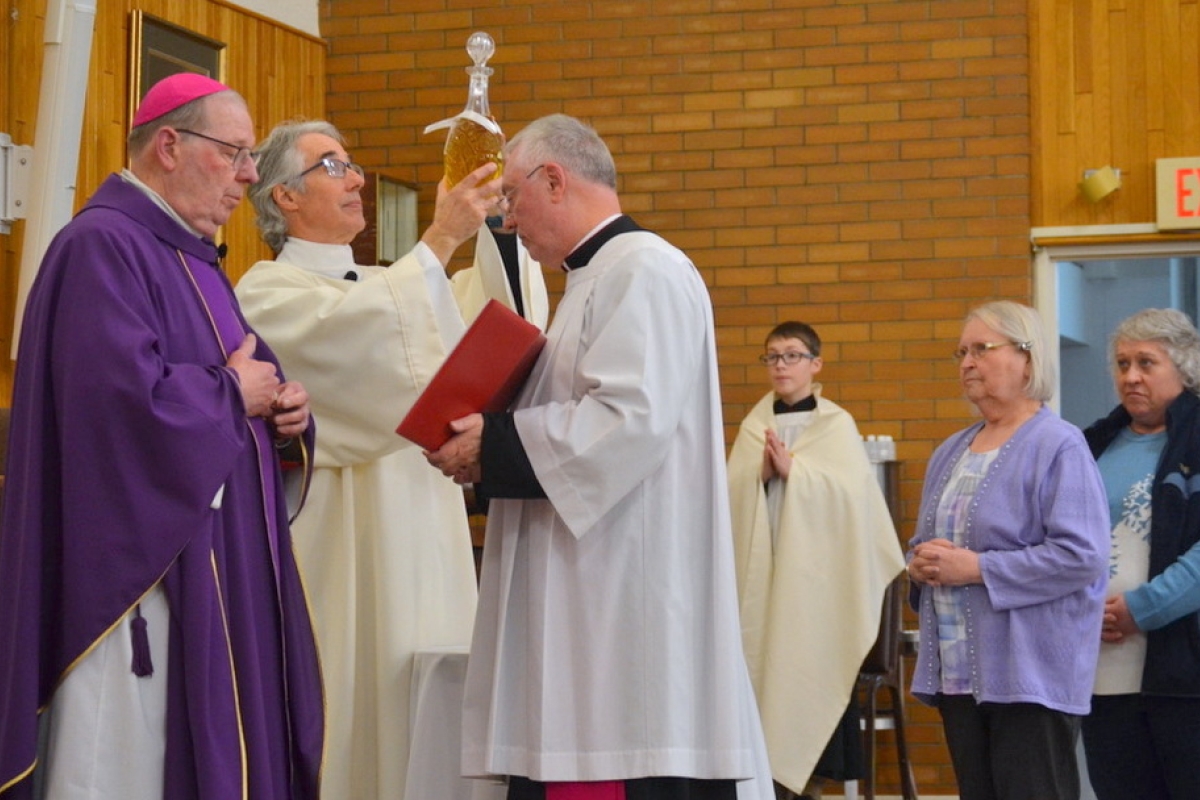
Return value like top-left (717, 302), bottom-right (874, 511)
top-left (0, 74), bottom-right (324, 798)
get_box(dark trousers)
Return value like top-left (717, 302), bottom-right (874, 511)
top-left (1082, 693), bottom-right (1200, 800)
top-left (507, 776), bottom-right (737, 800)
top-left (811, 690), bottom-right (865, 782)
top-left (938, 695), bottom-right (1080, 800)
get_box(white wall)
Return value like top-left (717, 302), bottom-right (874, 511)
top-left (224, 0), bottom-right (319, 37)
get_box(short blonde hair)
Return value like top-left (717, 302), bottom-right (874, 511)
top-left (964, 301), bottom-right (1056, 403)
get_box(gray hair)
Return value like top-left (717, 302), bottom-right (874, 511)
top-left (1109, 308), bottom-right (1200, 393)
top-left (964, 301), bottom-right (1056, 403)
top-left (505, 114), bottom-right (617, 190)
top-left (249, 119), bottom-right (345, 253)
top-left (127, 91), bottom-right (239, 158)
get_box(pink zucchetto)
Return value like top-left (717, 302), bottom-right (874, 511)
top-left (132, 73), bottom-right (231, 128)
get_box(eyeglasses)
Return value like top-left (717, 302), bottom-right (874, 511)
top-left (760, 351), bottom-right (816, 366)
top-left (499, 164), bottom-right (547, 211)
top-left (293, 157), bottom-right (366, 181)
top-left (952, 340), bottom-right (1031, 362)
top-left (176, 129), bottom-right (260, 169)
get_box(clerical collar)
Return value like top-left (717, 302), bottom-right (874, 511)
top-left (563, 215), bottom-right (642, 271)
top-left (121, 168), bottom-right (205, 240)
top-left (774, 395), bottom-right (817, 414)
top-left (276, 238), bottom-right (360, 280)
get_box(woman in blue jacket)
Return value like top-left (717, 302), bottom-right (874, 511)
top-left (1081, 308), bottom-right (1200, 800)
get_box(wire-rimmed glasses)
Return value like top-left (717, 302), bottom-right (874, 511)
top-left (293, 157), bottom-right (366, 181)
top-left (952, 341), bottom-right (1031, 362)
top-left (176, 129), bottom-right (260, 169)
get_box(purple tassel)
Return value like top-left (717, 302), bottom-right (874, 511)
top-left (130, 606), bottom-right (154, 677)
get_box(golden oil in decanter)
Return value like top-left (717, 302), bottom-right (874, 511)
top-left (444, 116), bottom-right (504, 187)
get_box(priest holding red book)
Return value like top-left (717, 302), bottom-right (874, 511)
top-left (427, 114), bottom-right (774, 800)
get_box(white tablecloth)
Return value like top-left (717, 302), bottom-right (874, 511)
top-left (407, 648), bottom-right (508, 800)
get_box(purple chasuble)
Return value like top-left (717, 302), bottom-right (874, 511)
top-left (177, 250), bottom-right (282, 578)
top-left (0, 175), bottom-right (323, 799)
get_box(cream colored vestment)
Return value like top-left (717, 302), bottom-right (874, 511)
top-left (236, 228), bottom-right (546, 799)
top-left (463, 230), bottom-right (775, 799)
top-left (728, 389), bottom-right (905, 793)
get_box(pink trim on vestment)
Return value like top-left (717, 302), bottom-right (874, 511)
top-left (545, 781), bottom-right (626, 800)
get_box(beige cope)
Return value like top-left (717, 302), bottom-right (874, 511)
top-left (727, 389), bottom-right (905, 794)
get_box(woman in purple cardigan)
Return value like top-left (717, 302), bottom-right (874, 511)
top-left (907, 301), bottom-right (1110, 800)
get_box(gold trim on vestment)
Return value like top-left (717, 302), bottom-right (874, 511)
top-left (210, 551), bottom-right (250, 799)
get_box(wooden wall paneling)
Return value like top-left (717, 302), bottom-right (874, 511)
top-left (1145, 0), bottom-right (1170, 136)
top-left (0, 6), bottom-right (11, 402)
top-left (1032, 0), bottom-right (1070, 224)
top-left (1127, 2), bottom-right (1154, 218)
top-left (1033, 0), bottom-right (1200, 231)
top-left (84, 20), bottom-right (126, 196)
top-left (0, 0), bottom-right (48, 400)
top-left (1040, 0), bottom-right (1082, 224)
top-left (0, 4), bottom-right (13, 402)
top-left (1129, 0), bottom-right (1153, 196)
top-left (1032, 0), bottom-right (1080, 225)
top-left (1099, 0), bottom-right (1123, 222)
top-left (1071, 0), bottom-right (1092, 97)
top-left (1160, 2), bottom-right (1196, 154)
top-left (1029, 0), bottom-right (1050, 222)
top-left (1107, 3), bottom-right (1133, 222)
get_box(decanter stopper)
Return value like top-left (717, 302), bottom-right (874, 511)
top-left (467, 30), bottom-right (495, 69)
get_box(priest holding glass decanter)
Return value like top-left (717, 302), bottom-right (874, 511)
top-left (235, 34), bottom-right (545, 796)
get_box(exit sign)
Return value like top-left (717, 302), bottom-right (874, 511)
top-left (1156, 157), bottom-right (1200, 230)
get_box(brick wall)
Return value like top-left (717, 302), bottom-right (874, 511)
top-left (321, 0), bottom-right (1032, 794)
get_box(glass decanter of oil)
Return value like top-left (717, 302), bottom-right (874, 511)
top-left (424, 31), bottom-right (505, 187)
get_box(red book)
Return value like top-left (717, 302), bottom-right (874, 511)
top-left (396, 299), bottom-right (546, 450)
